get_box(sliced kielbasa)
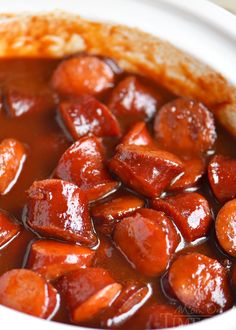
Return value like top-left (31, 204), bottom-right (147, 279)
top-left (0, 210), bottom-right (21, 247)
top-left (215, 199), bottom-right (236, 257)
top-left (54, 137), bottom-right (119, 202)
top-left (59, 96), bottom-right (121, 140)
top-left (26, 179), bottom-right (97, 247)
top-left (122, 122), bottom-right (155, 147)
top-left (151, 192), bottom-right (212, 242)
top-left (113, 208), bottom-right (180, 276)
top-left (208, 154), bottom-right (236, 203)
top-left (154, 98), bottom-right (216, 155)
top-left (109, 144), bottom-right (184, 198)
top-left (52, 55), bottom-right (115, 97)
top-left (168, 253), bottom-right (233, 315)
top-left (26, 239), bottom-right (95, 280)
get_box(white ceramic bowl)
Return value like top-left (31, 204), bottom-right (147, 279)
top-left (0, 0), bottom-right (235, 329)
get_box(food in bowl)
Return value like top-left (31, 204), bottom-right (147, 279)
top-left (0, 12), bottom-right (235, 329)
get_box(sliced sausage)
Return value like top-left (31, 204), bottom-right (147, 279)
top-left (0, 269), bottom-right (58, 319)
top-left (169, 157), bottom-right (205, 191)
top-left (0, 138), bottom-right (26, 194)
top-left (91, 195), bottom-right (145, 235)
top-left (101, 281), bottom-right (151, 328)
top-left (113, 208), bottom-right (180, 276)
top-left (52, 55), bottom-right (115, 97)
top-left (108, 76), bottom-right (163, 122)
top-left (168, 253), bottom-right (233, 315)
top-left (154, 98), bottom-right (216, 155)
top-left (215, 199), bottom-right (236, 257)
top-left (59, 96), bottom-right (121, 140)
top-left (0, 210), bottom-right (21, 247)
top-left (122, 122), bottom-right (155, 147)
top-left (208, 154), bottom-right (236, 203)
top-left (127, 303), bottom-right (189, 329)
top-left (57, 268), bottom-right (122, 324)
top-left (109, 144), bottom-right (184, 198)
top-left (26, 239), bottom-right (95, 280)
top-left (26, 179), bottom-right (97, 247)
top-left (54, 137), bottom-right (119, 202)
top-left (151, 192), bottom-right (212, 242)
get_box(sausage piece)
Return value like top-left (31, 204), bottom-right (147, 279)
top-left (57, 268), bottom-right (121, 324)
top-left (52, 55), bottom-right (115, 97)
top-left (0, 210), bottom-right (21, 247)
top-left (154, 98), bottom-right (216, 155)
top-left (26, 240), bottom-right (95, 280)
top-left (109, 144), bottom-right (184, 198)
top-left (0, 269), bottom-right (58, 319)
top-left (215, 199), bottom-right (236, 257)
top-left (122, 121), bottom-right (155, 147)
top-left (54, 137), bottom-right (119, 202)
top-left (26, 179), bottom-right (97, 247)
top-left (59, 96), bottom-right (121, 140)
top-left (168, 253), bottom-right (233, 315)
top-left (208, 154), bottom-right (236, 203)
top-left (0, 138), bottom-right (26, 194)
top-left (91, 195), bottom-right (145, 235)
top-left (151, 192), bottom-right (212, 242)
top-left (113, 208), bottom-right (180, 276)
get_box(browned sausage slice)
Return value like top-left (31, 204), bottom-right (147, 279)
top-left (208, 154), bottom-right (236, 203)
top-left (109, 144), bottom-right (184, 198)
top-left (151, 192), bottom-right (212, 242)
top-left (26, 179), bottom-right (97, 247)
top-left (57, 268), bottom-right (121, 324)
top-left (168, 253), bottom-right (233, 315)
top-left (0, 210), bottom-right (21, 247)
top-left (26, 240), bottom-right (95, 280)
top-left (0, 138), bottom-right (26, 194)
top-left (91, 195), bottom-right (144, 235)
top-left (122, 121), bottom-right (155, 147)
top-left (215, 199), bottom-right (236, 257)
top-left (0, 269), bottom-right (58, 318)
top-left (59, 96), bottom-right (121, 140)
top-left (52, 56), bottom-right (115, 97)
top-left (54, 137), bottom-right (119, 202)
top-left (154, 98), bottom-right (216, 155)
top-left (113, 208), bottom-right (180, 276)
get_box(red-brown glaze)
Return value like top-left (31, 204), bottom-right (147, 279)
top-left (0, 210), bottom-right (21, 247)
top-left (151, 192), bottom-right (212, 242)
top-left (54, 137), bottom-right (119, 202)
top-left (208, 154), bottom-right (236, 203)
top-left (109, 144), bottom-right (184, 198)
top-left (122, 121), bottom-right (155, 147)
top-left (168, 253), bottom-right (233, 315)
top-left (59, 96), bottom-right (121, 140)
top-left (26, 179), bottom-right (97, 246)
top-left (91, 195), bottom-right (145, 235)
top-left (0, 138), bottom-right (26, 194)
top-left (232, 265), bottom-right (236, 289)
top-left (215, 199), bottom-right (236, 257)
top-left (43, 283), bottom-right (60, 320)
top-left (26, 240), bottom-right (95, 280)
top-left (114, 208), bottom-right (180, 276)
top-left (52, 56), bottom-right (115, 97)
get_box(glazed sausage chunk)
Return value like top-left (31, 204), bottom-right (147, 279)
top-left (109, 144), bottom-right (184, 198)
top-left (0, 138), bottom-right (26, 194)
top-left (121, 122), bottom-right (155, 147)
top-left (154, 98), bottom-right (216, 155)
top-left (91, 195), bottom-right (145, 235)
top-left (0, 210), bottom-right (21, 247)
top-left (54, 137), bottom-right (119, 202)
top-left (215, 199), bottom-right (236, 257)
top-left (52, 55), bottom-right (115, 97)
top-left (26, 179), bottom-right (97, 247)
top-left (168, 253), bottom-right (233, 315)
top-left (108, 76), bottom-right (163, 122)
top-left (59, 96), bottom-right (121, 140)
top-left (151, 192), bottom-right (212, 242)
top-left (208, 154), bottom-right (236, 203)
top-left (26, 240), bottom-right (95, 280)
top-left (0, 269), bottom-right (59, 319)
top-left (113, 208), bottom-right (180, 276)
top-left (57, 268), bottom-right (122, 324)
